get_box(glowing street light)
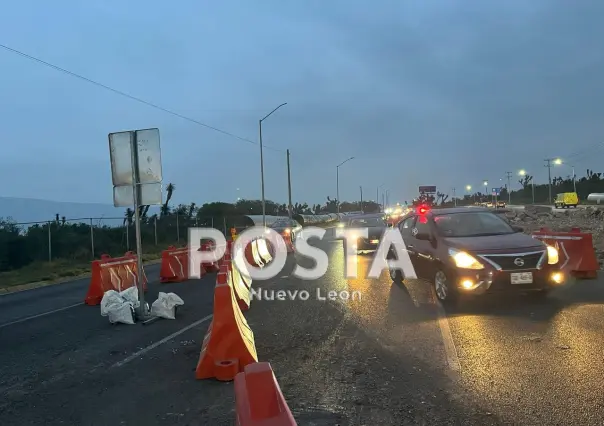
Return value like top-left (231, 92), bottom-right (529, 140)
top-left (554, 158), bottom-right (576, 192)
top-left (519, 169), bottom-right (535, 204)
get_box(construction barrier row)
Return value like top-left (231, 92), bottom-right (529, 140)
top-left (159, 243), bottom-right (223, 283)
top-left (85, 252), bottom-right (148, 305)
top-left (532, 227), bottom-right (599, 279)
top-left (195, 238), bottom-right (297, 425)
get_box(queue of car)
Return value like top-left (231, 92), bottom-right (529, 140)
top-left (335, 205), bottom-right (565, 305)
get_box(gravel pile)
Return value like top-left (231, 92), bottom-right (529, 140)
top-left (502, 205), bottom-right (604, 266)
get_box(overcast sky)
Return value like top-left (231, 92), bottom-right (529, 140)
top-left (1, 0), bottom-right (603, 207)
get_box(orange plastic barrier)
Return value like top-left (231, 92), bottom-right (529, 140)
top-left (195, 272), bottom-right (258, 381)
top-left (230, 262), bottom-right (251, 311)
top-left (244, 240), bottom-right (264, 268)
top-left (234, 362), bottom-right (297, 426)
top-left (85, 252), bottom-right (148, 305)
top-left (160, 246), bottom-right (195, 283)
top-left (532, 227), bottom-right (599, 278)
top-left (256, 239), bottom-right (273, 265)
top-left (200, 242), bottom-right (220, 273)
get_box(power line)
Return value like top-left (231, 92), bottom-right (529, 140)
top-left (0, 43), bottom-right (284, 152)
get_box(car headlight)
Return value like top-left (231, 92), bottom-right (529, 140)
top-left (284, 228), bottom-right (291, 234)
top-left (547, 245), bottom-right (559, 265)
top-left (449, 249), bottom-right (484, 269)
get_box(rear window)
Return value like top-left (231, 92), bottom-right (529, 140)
top-left (433, 212), bottom-right (514, 237)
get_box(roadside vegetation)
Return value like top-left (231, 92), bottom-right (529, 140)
top-left (0, 182), bottom-right (379, 288)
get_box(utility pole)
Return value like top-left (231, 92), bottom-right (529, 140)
top-left (336, 157), bottom-right (354, 215)
top-left (359, 186), bottom-right (363, 213)
top-left (286, 149), bottom-right (292, 219)
top-left (505, 171), bottom-right (512, 204)
top-left (453, 187), bottom-right (457, 206)
top-left (545, 158), bottom-right (553, 204)
top-left (259, 102), bottom-right (287, 227)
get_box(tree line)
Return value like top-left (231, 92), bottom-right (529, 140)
top-left (2, 170), bottom-right (601, 272)
top-left (450, 169), bottom-right (604, 206)
top-left (0, 182), bottom-right (380, 272)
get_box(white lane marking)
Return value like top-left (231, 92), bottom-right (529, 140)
top-left (112, 314), bottom-right (213, 368)
top-left (434, 299), bottom-right (461, 372)
top-left (0, 276), bottom-right (162, 328)
top-left (0, 302), bottom-right (83, 329)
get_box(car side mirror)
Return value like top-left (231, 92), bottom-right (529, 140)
top-left (511, 225), bottom-right (524, 233)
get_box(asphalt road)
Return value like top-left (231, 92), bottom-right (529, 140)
top-left (1, 229), bottom-right (603, 425)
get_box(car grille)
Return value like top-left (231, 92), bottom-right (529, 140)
top-left (479, 251), bottom-right (544, 270)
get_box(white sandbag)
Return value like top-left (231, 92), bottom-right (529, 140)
top-left (150, 292), bottom-right (184, 320)
top-left (119, 287), bottom-right (140, 309)
top-left (100, 289), bottom-right (136, 324)
top-left (100, 290), bottom-right (123, 317)
top-left (107, 302), bottom-right (136, 325)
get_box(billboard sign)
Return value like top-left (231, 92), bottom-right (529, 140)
top-left (419, 186), bottom-right (437, 193)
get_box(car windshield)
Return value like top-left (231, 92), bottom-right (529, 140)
top-left (433, 212), bottom-right (514, 237)
top-left (349, 217), bottom-right (385, 227)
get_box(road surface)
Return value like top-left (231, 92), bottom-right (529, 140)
top-left (1, 228), bottom-right (603, 425)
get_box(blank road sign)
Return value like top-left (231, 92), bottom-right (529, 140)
top-left (113, 183), bottom-right (162, 207)
top-left (109, 128), bottom-right (162, 186)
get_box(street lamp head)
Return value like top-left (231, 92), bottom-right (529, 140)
top-left (260, 102), bottom-right (288, 121)
top-left (337, 157), bottom-right (355, 168)
top-left (483, 180), bottom-right (488, 185)
top-left (519, 169), bottom-right (526, 176)
top-left (554, 158), bottom-right (562, 165)
top-left (466, 185), bottom-right (471, 191)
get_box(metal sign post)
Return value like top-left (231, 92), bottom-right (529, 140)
top-left (109, 128), bottom-right (162, 321)
top-left (129, 131), bottom-right (146, 318)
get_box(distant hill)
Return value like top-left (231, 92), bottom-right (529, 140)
top-left (0, 196), bottom-right (159, 226)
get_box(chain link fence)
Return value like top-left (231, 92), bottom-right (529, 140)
top-left (0, 214), bottom-right (238, 272)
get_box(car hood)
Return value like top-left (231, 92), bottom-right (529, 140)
top-left (443, 233), bottom-right (544, 252)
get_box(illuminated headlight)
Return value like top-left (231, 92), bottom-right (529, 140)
top-left (284, 228), bottom-right (291, 234)
top-left (547, 246), bottom-right (559, 265)
top-left (449, 249), bottom-right (484, 270)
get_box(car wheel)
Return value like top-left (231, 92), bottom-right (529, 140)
top-left (389, 268), bottom-right (403, 283)
top-left (433, 270), bottom-right (457, 306)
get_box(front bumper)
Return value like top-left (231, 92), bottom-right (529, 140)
top-left (452, 267), bottom-right (565, 295)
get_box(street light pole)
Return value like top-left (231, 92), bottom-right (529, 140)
top-left (377, 183), bottom-right (385, 212)
top-left (286, 149), bottom-right (293, 219)
top-left (519, 170), bottom-right (535, 204)
top-left (336, 157), bottom-right (354, 214)
top-left (259, 102), bottom-right (287, 227)
top-left (359, 186), bottom-right (363, 213)
top-left (554, 159), bottom-right (577, 193)
top-left (506, 171), bottom-right (512, 204)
